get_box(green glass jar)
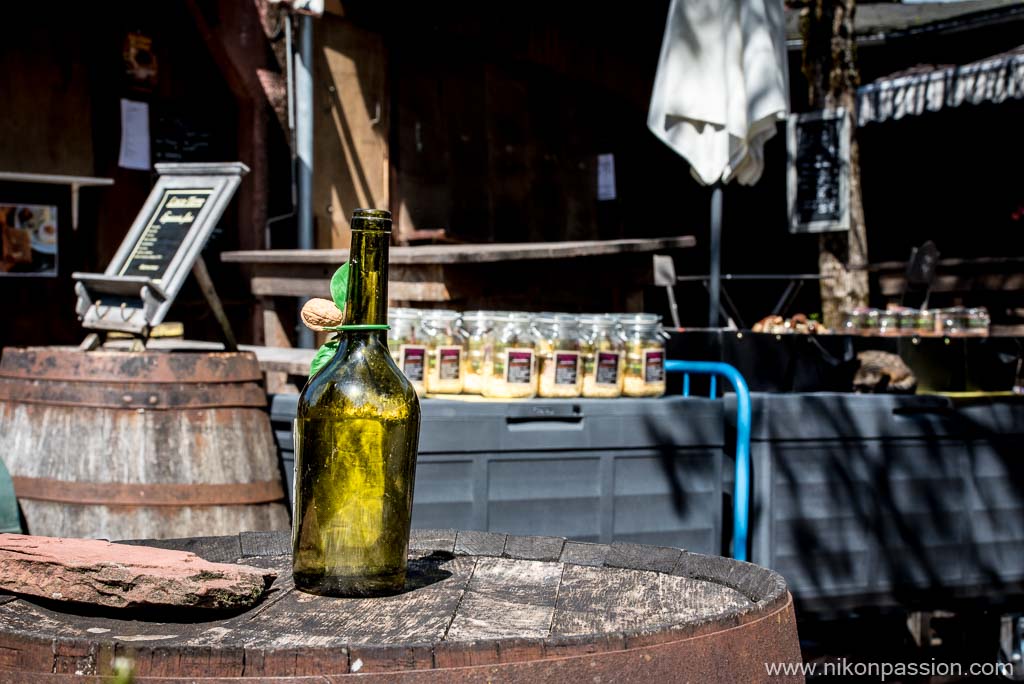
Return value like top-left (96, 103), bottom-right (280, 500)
top-left (292, 209), bottom-right (421, 597)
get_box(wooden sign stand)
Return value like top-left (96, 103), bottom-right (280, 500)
top-left (73, 162), bottom-right (248, 350)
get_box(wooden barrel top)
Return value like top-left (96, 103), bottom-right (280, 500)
top-left (0, 530), bottom-right (802, 682)
top-left (0, 348), bottom-right (267, 409)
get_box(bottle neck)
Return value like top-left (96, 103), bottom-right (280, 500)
top-left (344, 228), bottom-right (389, 327)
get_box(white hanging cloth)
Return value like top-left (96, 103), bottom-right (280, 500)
top-left (647, 0), bottom-right (790, 186)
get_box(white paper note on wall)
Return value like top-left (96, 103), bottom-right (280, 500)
top-left (119, 99), bottom-right (151, 171)
top-left (597, 153), bottom-right (616, 201)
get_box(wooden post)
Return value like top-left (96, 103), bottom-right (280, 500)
top-left (260, 296), bottom-right (296, 394)
top-left (798, 0), bottom-right (869, 329)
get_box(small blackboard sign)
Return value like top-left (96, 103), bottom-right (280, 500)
top-left (73, 163), bottom-right (247, 335)
top-left (118, 188), bottom-right (212, 281)
top-left (787, 109), bottom-right (850, 233)
top-left (153, 112), bottom-right (215, 164)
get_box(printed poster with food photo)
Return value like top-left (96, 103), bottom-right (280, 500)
top-left (0, 204), bottom-right (58, 275)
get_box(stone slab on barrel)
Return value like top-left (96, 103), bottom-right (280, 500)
top-left (0, 529), bottom-right (804, 682)
top-left (0, 533), bottom-right (276, 610)
top-left (0, 347), bottom-right (289, 540)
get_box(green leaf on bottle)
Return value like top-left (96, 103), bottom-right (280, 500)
top-left (307, 263), bottom-right (350, 377)
top-left (310, 338), bottom-right (340, 377)
top-left (330, 263), bottom-right (350, 311)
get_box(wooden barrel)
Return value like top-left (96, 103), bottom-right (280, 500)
top-left (0, 530), bottom-right (804, 683)
top-left (0, 347), bottom-right (289, 540)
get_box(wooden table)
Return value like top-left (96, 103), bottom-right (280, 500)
top-left (222, 237), bottom-right (695, 351)
top-left (0, 529), bottom-right (802, 682)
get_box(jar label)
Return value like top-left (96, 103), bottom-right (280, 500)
top-left (554, 351), bottom-right (580, 385)
top-left (595, 351), bottom-right (621, 385)
top-left (506, 348), bottom-right (534, 385)
top-left (400, 344), bottom-right (427, 382)
top-left (438, 346), bottom-right (462, 380)
top-left (643, 349), bottom-right (665, 383)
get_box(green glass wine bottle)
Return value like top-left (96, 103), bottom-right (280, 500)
top-left (292, 209), bottom-right (421, 596)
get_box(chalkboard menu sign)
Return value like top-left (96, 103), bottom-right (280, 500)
top-left (153, 112), bottom-right (215, 164)
top-left (118, 188), bottom-right (212, 281)
top-left (73, 163), bottom-right (248, 335)
top-left (787, 109), bottom-right (850, 233)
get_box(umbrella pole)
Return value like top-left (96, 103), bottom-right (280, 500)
top-left (708, 183), bottom-right (723, 328)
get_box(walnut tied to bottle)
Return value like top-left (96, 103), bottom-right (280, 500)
top-left (301, 298), bottom-right (344, 331)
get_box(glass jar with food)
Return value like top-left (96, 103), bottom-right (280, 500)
top-left (965, 307), bottom-right (991, 336)
top-left (858, 309), bottom-right (881, 336)
top-left (580, 314), bottom-right (625, 398)
top-left (913, 309), bottom-right (937, 336)
top-left (840, 308), bottom-right (865, 335)
top-left (939, 307), bottom-right (968, 336)
top-left (534, 314), bottom-right (584, 398)
top-left (420, 309), bottom-right (465, 395)
top-left (460, 311), bottom-right (498, 394)
top-left (483, 312), bottom-right (538, 399)
top-left (387, 308), bottom-right (426, 396)
top-left (878, 309), bottom-right (899, 336)
top-left (896, 308), bottom-right (919, 336)
top-left (620, 314), bottom-right (666, 398)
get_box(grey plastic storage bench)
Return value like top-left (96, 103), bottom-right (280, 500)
top-left (270, 395), bottom-right (726, 555)
top-left (727, 392), bottom-right (1024, 613)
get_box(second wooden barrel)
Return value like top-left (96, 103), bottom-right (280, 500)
top-left (0, 347), bottom-right (289, 540)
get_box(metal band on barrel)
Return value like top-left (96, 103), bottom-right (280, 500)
top-left (12, 477), bottom-right (287, 506)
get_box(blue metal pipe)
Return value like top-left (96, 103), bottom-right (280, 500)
top-left (664, 360), bottom-right (751, 562)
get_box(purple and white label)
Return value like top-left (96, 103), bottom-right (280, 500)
top-left (595, 351), bottom-right (620, 385)
top-left (554, 351), bottom-right (580, 385)
top-left (438, 346), bottom-right (462, 380)
top-left (506, 349), bottom-right (534, 384)
top-left (400, 345), bottom-right (426, 382)
top-left (644, 349), bottom-right (665, 383)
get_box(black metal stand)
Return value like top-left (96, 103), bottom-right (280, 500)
top-left (708, 184), bottom-right (723, 328)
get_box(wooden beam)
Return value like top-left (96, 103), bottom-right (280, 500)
top-left (251, 276), bottom-right (449, 302)
top-left (879, 273), bottom-right (1024, 297)
top-left (222, 237), bottom-right (696, 266)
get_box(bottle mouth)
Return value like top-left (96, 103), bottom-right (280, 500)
top-left (351, 208), bottom-right (392, 231)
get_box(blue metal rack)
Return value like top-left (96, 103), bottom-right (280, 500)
top-left (665, 360), bottom-right (751, 562)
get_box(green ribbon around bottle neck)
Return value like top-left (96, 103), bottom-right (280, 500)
top-left (321, 324), bottom-right (390, 332)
